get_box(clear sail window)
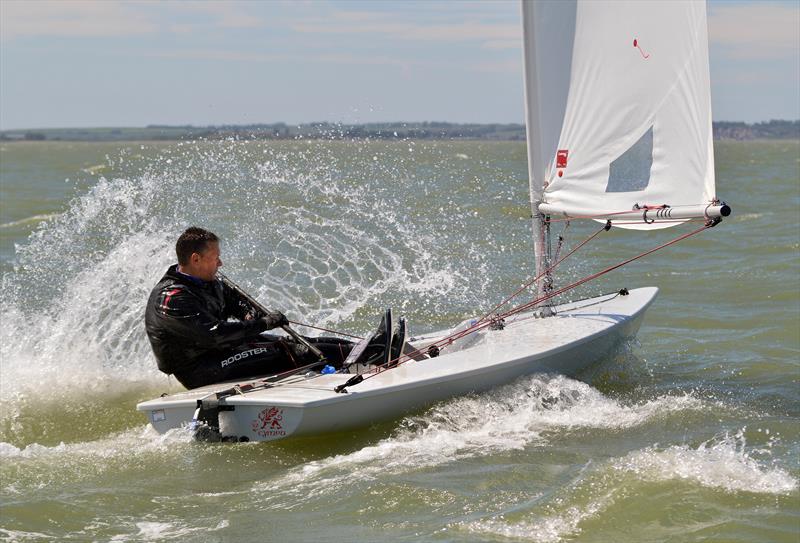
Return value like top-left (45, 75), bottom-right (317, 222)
top-left (606, 126), bottom-right (653, 193)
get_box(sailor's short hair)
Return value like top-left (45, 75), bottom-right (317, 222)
top-left (176, 226), bottom-right (219, 265)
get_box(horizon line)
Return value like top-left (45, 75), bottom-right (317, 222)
top-left (2, 119), bottom-right (798, 132)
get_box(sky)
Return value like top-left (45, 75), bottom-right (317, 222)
top-left (0, 0), bottom-right (798, 130)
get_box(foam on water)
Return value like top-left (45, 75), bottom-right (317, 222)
top-left (462, 493), bottom-right (615, 543)
top-left (0, 167), bottom-right (179, 409)
top-left (257, 374), bottom-right (706, 507)
top-left (108, 519), bottom-right (229, 542)
top-left (0, 425), bottom-right (192, 462)
top-left (0, 425), bottom-right (194, 493)
top-left (1, 506), bottom-right (229, 542)
top-left (461, 429), bottom-right (797, 542)
top-left (0, 528), bottom-right (57, 542)
top-left (613, 429), bottom-right (798, 495)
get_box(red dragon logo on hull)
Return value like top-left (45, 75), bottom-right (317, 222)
top-left (252, 406), bottom-right (287, 438)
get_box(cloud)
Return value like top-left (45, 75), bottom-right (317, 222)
top-left (145, 48), bottom-right (439, 69)
top-left (291, 9), bottom-right (518, 45)
top-left (473, 59), bottom-right (521, 74)
top-left (0, 0), bottom-right (158, 40)
top-left (482, 39), bottom-right (521, 51)
top-left (146, 49), bottom-right (293, 64)
top-left (0, 0), bottom-right (263, 41)
top-left (708, 2), bottom-right (800, 59)
top-left (177, 1), bottom-right (262, 29)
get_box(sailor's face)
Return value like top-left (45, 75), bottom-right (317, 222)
top-left (192, 241), bottom-right (222, 281)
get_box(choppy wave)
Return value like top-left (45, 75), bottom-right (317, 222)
top-left (0, 425), bottom-right (192, 462)
top-left (2, 138), bottom-right (798, 542)
top-left (462, 494), bottom-right (615, 543)
top-left (461, 429), bottom-right (797, 542)
top-left (107, 519), bottom-right (229, 542)
top-left (256, 375), bottom-right (706, 507)
top-left (0, 517), bottom-right (230, 543)
top-left (0, 528), bottom-right (58, 542)
top-left (613, 429), bottom-right (797, 495)
top-left (0, 425), bottom-right (201, 507)
top-left (82, 163), bottom-right (107, 174)
top-left (248, 372), bottom-right (795, 541)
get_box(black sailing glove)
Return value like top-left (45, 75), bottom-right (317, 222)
top-left (260, 311), bottom-right (289, 330)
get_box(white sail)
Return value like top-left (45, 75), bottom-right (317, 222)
top-left (523, 0), bottom-right (717, 230)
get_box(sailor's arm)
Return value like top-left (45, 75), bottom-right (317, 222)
top-left (220, 280), bottom-right (288, 329)
top-left (153, 286), bottom-right (275, 348)
top-left (221, 280), bottom-right (264, 321)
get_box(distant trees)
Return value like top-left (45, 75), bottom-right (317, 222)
top-left (2, 120), bottom-right (798, 142)
top-left (713, 120), bottom-right (799, 140)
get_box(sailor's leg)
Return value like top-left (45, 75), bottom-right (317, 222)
top-left (303, 337), bottom-right (355, 368)
top-left (174, 341), bottom-right (298, 389)
top-left (388, 316), bottom-right (407, 367)
top-left (340, 309), bottom-right (396, 368)
top-left (357, 308), bottom-right (392, 366)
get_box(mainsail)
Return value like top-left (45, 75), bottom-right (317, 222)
top-left (522, 0), bottom-right (725, 231)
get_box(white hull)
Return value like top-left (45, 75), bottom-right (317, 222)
top-left (137, 287), bottom-right (658, 442)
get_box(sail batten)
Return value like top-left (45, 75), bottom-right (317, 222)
top-left (522, 0), bottom-right (717, 231)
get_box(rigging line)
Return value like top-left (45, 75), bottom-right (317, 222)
top-left (509, 290), bottom-right (624, 322)
top-left (364, 312), bottom-right (506, 378)
top-left (469, 222), bottom-right (608, 330)
top-left (211, 358), bottom-right (332, 398)
top-left (286, 320), bottom-right (363, 340)
top-left (552, 220), bottom-right (570, 264)
top-left (497, 221), bottom-right (714, 320)
top-left (559, 291), bottom-right (621, 312)
top-left (408, 221), bottom-right (711, 368)
top-left (361, 223), bottom-right (613, 377)
top-left (357, 221), bottom-right (714, 385)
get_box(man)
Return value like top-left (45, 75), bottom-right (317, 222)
top-left (145, 226), bottom-right (355, 388)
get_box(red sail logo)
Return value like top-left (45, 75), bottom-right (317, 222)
top-left (556, 150), bottom-right (568, 168)
top-left (556, 149), bottom-right (569, 177)
top-left (252, 406), bottom-right (286, 437)
top-left (633, 38), bottom-right (650, 59)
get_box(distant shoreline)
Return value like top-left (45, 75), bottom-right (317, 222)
top-left (1, 120), bottom-right (797, 142)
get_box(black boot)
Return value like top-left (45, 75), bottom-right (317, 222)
top-left (365, 308), bottom-right (393, 366)
top-left (387, 317), bottom-right (406, 367)
top-left (341, 308), bottom-right (393, 369)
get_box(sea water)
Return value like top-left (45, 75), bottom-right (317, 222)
top-left (0, 139), bottom-right (797, 542)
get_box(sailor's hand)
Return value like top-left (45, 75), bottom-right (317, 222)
top-left (261, 311), bottom-right (289, 330)
top-left (288, 339), bottom-right (309, 358)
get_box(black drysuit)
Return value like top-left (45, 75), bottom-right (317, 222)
top-left (145, 265), bottom-right (352, 388)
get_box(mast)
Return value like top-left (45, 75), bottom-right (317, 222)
top-left (520, 0), bottom-right (554, 306)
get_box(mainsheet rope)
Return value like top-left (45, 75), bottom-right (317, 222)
top-left (286, 320), bottom-right (363, 340)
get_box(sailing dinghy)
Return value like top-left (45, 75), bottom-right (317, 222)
top-left (137, 0), bottom-right (730, 442)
